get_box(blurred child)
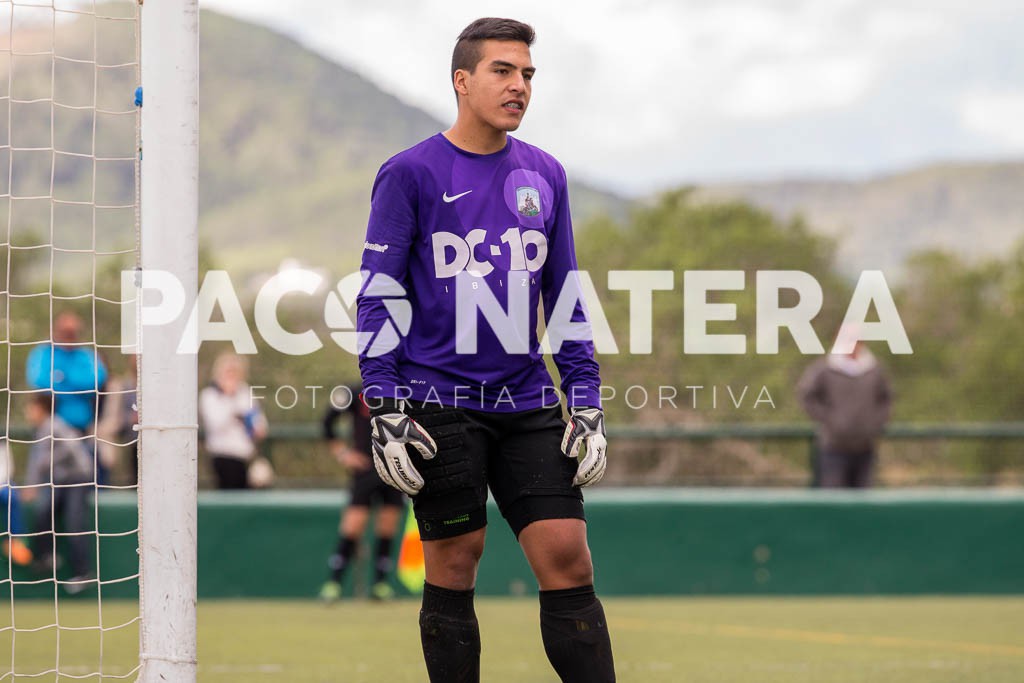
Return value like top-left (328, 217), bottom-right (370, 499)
top-left (22, 392), bottom-right (96, 592)
top-left (0, 442), bottom-right (32, 566)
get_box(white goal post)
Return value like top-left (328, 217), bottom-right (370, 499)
top-left (137, 0), bottom-right (198, 681)
top-left (0, 0), bottom-right (196, 679)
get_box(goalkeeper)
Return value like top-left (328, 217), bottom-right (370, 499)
top-left (356, 18), bottom-right (614, 683)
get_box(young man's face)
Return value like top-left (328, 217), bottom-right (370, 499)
top-left (458, 39), bottom-right (535, 133)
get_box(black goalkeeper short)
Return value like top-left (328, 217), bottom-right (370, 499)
top-left (349, 468), bottom-right (406, 508)
top-left (403, 402), bottom-right (584, 541)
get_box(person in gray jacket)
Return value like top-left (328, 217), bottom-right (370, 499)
top-left (22, 392), bottom-right (96, 591)
top-left (798, 326), bottom-right (893, 488)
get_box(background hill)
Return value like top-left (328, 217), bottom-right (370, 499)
top-left (0, 10), bottom-right (627, 282)
top-left (197, 12), bottom-right (627, 277)
top-left (5, 10), bottom-right (1023, 281)
top-left (693, 161), bottom-right (1024, 276)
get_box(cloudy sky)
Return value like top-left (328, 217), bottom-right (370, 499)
top-left (201, 0), bottom-right (1024, 194)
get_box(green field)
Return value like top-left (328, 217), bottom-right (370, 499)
top-left (3, 597), bottom-right (1024, 681)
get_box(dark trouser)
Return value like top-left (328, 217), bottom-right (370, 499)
top-left (1, 486), bottom-right (24, 534)
top-left (817, 447), bottom-right (876, 488)
top-left (32, 485), bottom-right (93, 576)
top-left (211, 455), bottom-right (250, 489)
top-left (404, 403), bottom-right (583, 541)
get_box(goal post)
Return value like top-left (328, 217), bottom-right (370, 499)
top-left (137, 0), bottom-right (199, 681)
top-left (0, 0), bottom-right (197, 676)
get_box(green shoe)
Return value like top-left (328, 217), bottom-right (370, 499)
top-left (370, 581), bottom-right (395, 601)
top-left (319, 580), bottom-right (342, 603)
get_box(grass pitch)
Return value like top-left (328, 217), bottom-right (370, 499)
top-left (3, 596), bottom-right (1023, 681)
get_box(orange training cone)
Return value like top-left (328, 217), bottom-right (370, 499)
top-left (396, 505), bottom-right (425, 594)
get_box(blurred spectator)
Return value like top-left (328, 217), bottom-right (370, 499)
top-left (798, 325), bottom-right (893, 488)
top-left (22, 392), bottom-right (95, 591)
top-left (26, 311), bottom-right (107, 434)
top-left (199, 352), bottom-right (267, 489)
top-left (0, 441), bottom-right (32, 566)
top-left (97, 355), bottom-right (138, 483)
top-left (318, 384), bottom-right (404, 602)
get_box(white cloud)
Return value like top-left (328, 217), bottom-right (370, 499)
top-left (200, 0), bottom-right (1023, 192)
top-left (722, 55), bottom-right (876, 119)
top-left (960, 90), bottom-right (1024, 148)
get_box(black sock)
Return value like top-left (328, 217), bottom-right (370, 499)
top-left (539, 585), bottom-right (615, 683)
top-left (419, 582), bottom-right (480, 683)
top-left (374, 536), bottom-right (393, 583)
top-left (328, 537), bottom-right (358, 582)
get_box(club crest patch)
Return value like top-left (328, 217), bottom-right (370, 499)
top-left (516, 186), bottom-right (541, 217)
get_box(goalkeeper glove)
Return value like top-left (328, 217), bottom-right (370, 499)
top-left (368, 399), bottom-right (437, 496)
top-left (561, 407), bottom-right (608, 487)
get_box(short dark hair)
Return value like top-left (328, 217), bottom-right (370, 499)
top-left (451, 17), bottom-right (535, 85)
top-left (30, 391), bottom-right (53, 414)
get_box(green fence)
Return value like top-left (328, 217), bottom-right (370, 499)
top-left (9, 488), bottom-right (1020, 599)
top-left (262, 421), bottom-right (1024, 443)
top-left (256, 421), bottom-right (1024, 487)
top-left (8, 421), bottom-right (1024, 487)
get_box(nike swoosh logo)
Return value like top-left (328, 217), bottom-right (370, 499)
top-left (442, 190), bottom-right (473, 203)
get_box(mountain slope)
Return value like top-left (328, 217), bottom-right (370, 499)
top-left (0, 10), bottom-right (632, 278)
top-left (5, 11), bottom-right (1021, 279)
top-left (198, 11), bottom-right (627, 275)
top-left (694, 161), bottom-right (1024, 274)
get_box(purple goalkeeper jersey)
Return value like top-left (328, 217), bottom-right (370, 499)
top-left (357, 133), bottom-right (601, 412)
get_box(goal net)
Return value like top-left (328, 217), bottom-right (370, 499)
top-left (1, 1), bottom-right (198, 680)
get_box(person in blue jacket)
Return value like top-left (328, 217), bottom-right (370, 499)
top-left (26, 311), bottom-right (107, 434)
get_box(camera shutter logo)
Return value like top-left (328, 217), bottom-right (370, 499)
top-left (325, 271), bottom-right (411, 357)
